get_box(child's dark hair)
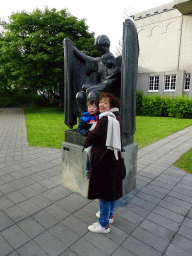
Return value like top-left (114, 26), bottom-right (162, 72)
top-left (87, 99), bottom-right (99, 109)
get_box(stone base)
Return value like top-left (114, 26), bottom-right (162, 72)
top-left (122, 143), bottom-right (137, 195)
top-left (62, 141), bottom-right (88, 197)
top-left (62, 140), bottom-right (137, 198)
top-left (65, 129), bottom-right (84, 146)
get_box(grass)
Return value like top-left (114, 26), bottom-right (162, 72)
top-left (135, 116), bottom-right (192, 174)
top-left (24, 106), bottom-right (192, 173)
top-left (24, 106), bottom-right (192, 150)
top-left (135, 116), bottom-right (192, 149)
top-left (173, 148), bottom-right (192, 174)
top-left (24, 106), bottom-right (78, 148)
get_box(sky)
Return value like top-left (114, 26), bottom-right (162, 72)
top-left (0, 0), bottom-right (173, 55)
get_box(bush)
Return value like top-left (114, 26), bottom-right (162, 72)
top-left (0, 96), bottom-right (14, 107)
top-left (136, 90), bottom-right (143, 115)
top-left (0, 87), bottom-right (47, 108)
top-left (136, 91), bottom-right (192, 118)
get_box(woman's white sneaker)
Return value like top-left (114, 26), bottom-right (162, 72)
top-left (96, 211), bottom-right (114, 224)
top-left (88, 221), bottom-right (99, 229)
top-left (109, 215), bottom-right (114, 224)
top-left (88, 222), bottom-right (110, 233)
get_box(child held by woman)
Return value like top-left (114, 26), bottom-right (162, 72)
top-left (78, 99), bottom-right (100, 177)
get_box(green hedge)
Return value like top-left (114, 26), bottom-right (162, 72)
top-left (2, 87), bottom-right (192, 118)
top-left (136, 90), bottom-right (192, 118)
top-left (0, 87), bottom-right (47, 108)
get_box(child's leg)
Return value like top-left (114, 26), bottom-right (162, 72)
top-left (86, 155), bottom-right (90, 171)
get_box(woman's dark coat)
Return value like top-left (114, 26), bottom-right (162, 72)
top-left (84, 111), bottom-right (123, 201)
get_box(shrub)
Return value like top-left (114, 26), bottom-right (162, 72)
top-left (136, 92), bottom-right (192, 118)
top-left (136, 90), bottom-right (143, 115)
top-left (0, 96), bottom-right (14, 107)
top-left (0, 87), bottom-right (47, 107)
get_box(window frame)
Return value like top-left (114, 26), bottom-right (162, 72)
top-left (184, 73), bottom-right (190, 91)
top-left (164, 75), bottom-right (176, 91)
top-left (148, 76), bottom-right (159, 92)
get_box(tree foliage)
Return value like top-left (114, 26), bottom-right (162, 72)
top-left (114, 38), bottom-right (122, 57)
top-left (0, 8), bottom-right (99, 103)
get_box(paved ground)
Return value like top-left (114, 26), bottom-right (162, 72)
top-left (1, 108), bottom-right (192, 256)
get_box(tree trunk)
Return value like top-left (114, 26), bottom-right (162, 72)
top-left (48, 89), bottom-right (60, 100)
top-left (59, 83), bottom-right (64, 107)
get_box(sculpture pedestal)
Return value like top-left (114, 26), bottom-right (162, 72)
top-left (62, 141), bottom-right (88, 197)
top-left (62, 130), bottom-right (137, 198)
top-left (122, 143), bottom-right (137, 195)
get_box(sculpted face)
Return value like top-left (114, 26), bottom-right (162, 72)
top-left (96, 44), bottom-right (109, 55)
top-left (102, 54), bottom-right (116, 68)
top-left (95, 35), bottom-right (110, 56)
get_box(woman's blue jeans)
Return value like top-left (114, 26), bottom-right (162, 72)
top-left (99, 199), bottom-right (117, 228)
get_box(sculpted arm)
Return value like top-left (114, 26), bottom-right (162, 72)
top-left (73, 46), bottom-right (101, 63)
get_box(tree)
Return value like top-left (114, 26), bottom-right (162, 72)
top-left (114, 7), bottom-right (135, 57)
top-left (114, 39), bottom-right (122, 57)
top-left (0, 8), bottom-right (99, 104)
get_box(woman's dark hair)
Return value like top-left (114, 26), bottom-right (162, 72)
top-left (87, 99), bottom-right (99, 109)
top-left (99, 93), bottom-right (121, 108)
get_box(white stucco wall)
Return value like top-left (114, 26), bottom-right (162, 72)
top-left (179, 14), bottom-right (192, 71)
top-left (134, 1), bottom-right (192, 97)
top-left (135, 9), bottom-right (182, 73)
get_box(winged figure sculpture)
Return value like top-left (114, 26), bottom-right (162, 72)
top-left (64, 18), bottom-right (139, 146)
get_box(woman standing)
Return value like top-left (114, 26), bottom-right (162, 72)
top-left (84, 92), bottom-right (123, 233)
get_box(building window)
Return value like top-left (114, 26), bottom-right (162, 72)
top-left (184, 73), bottom-right (190, 91)
top-left (164, 75), bottom-right (176, 91)
top-left (148, 76), bottom-right (159, 91)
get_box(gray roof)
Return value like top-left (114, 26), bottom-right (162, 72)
top-left (133, 2), bottom-right (176, 20)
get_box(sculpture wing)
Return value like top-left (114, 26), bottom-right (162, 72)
top-left (120, 18), bottom-right (139, 146)
top-left (64, 39), bottom-right (98, 128)
top-left (115, 55), bottom-right (122, 69)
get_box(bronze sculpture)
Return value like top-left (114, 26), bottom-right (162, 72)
top-left (64, 18), bottom-right (139, 146)
top-left (74, 35), bottom-right (122, 111)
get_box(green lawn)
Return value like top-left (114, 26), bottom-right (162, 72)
top-left (24, 106), bottom-right (78, 149)
top-left (173, 148), bottom-right (192, 174)
top-left (24, 107), bottom-right (192, 149)
top-left (24, 106), bottom-right (192, 173)
top-left (135, 116), bottom-right (192, 149)
top-left (136, 116), bottom-right (192, 174)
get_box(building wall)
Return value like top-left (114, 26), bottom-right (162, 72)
top-left (179, 14), bottom-right (192, 71)
top-left (135, 5), bottom-right (182, 73)
top-left (137, 70), bottom-right (185, 96)
top-left (134, 1), bottom-right (192, 98)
